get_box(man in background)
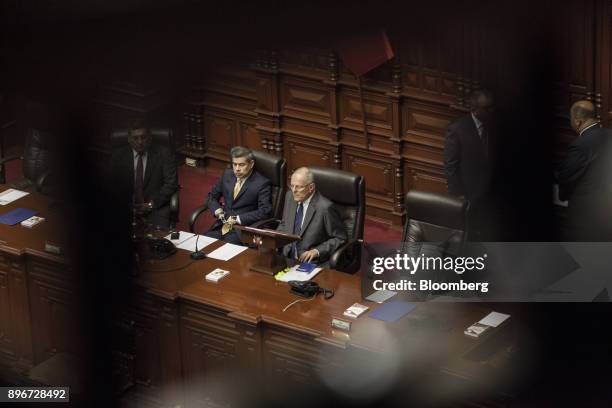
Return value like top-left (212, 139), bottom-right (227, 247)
top-left (556, 100), bottom-right (612, 240)
top-left (444, 89), bottom-right (497, 239)
top-left (110, 125), bottom-right (178, 229)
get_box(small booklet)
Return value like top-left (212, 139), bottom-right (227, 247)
top-left (21, 215), bottom-right (45, 228)
top-left (296, 262), bottom-right (316, 273)
top-left (205, 268), bottom-right (230, 283)
top-left (343, 303), bottom-right (369, 319)
top-left (464, 322), bottom-right (491, 338)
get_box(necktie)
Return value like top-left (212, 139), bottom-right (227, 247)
top-left (291, 203), bottom-right (303, 259)
top-left (233, 178), bottom-right (242, 199)
top-left (134, 153), bottom-right (144, 203)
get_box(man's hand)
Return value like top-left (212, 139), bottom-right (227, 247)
top-left (214, 208), bottom-right (226, 221)
top-left (298, 249), bottom-right (318, 263)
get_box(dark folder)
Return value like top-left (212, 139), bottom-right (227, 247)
top-left (368, 301), bottom-right (416, 322)
top-left (0, 208), bottom-right (38, 225)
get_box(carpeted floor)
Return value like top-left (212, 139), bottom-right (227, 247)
top-left (3, 160), bottom-right (401, 242)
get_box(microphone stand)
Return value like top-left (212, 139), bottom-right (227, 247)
top-left (191, 232), bottom-right (207, 260)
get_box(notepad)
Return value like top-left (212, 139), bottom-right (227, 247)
top-left (176, 235), bottom-right (217, 252)
top-left (0, 189), bottom-right (29, 205)
top-left (478, 311), bottom-right (510, 328)
top-left (0, 208), bottom-right (38, 225)
top-left (365, 289), bottom-right (397, 303)
top-left (368, 301), bottom-right (416, 322)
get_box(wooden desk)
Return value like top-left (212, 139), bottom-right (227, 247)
top-left (127, 240), bottom-right (519, 407)
top-left (0, 186), bottom-right (519, 406)
top-left (0, 185), bottom-right (74, 378)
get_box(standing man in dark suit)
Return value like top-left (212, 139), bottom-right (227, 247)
top-left (110, 126), bottom-right (178, 229)
top-left (205, 146), bottom-right (272, 245)
top-left (444, 89), bottom-right (496, 238)
top-left (556, 100), bottom-right (612, 240)
top-left (277, 167), bottom-right (347, 267)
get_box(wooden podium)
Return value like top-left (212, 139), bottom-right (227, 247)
top-left (234, 225), bottom-right (300, 275)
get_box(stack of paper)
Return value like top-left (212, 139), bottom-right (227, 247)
top-left (176, 234), bottom-right (217, 252)
top-left (276, 264), bottom-right (322, 282)
top-left (206, 243), bottom-right (248, 261)
top-left (0, 189), bottom-right (29, 205)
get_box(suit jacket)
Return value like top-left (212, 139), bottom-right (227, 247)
top-left (110, 143), bottom-right (178, 227)
top-left (557, 126), bottom-right (612, 239)
top-left (444, 115), bottom-right (493, 201)
top-left (207, 169), bottom-right (272, 229)
top-left (277, 191), bottom-right (347, 265)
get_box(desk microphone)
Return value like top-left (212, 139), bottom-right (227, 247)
top-left (190, 233), bottom-right (207, 260)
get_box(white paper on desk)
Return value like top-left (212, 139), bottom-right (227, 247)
top-left (164, 231), bottom-right (196, 246)
top-left (176, 235), bottom-right (217, 252)
top-left (479, 311), bottom-right (510, 327)
top-left (206, 243), bottom-right (248, 261)
top-left (277, 264), bottom-right (322, 282)
top-left (0, 189), bottom-right (29, 205)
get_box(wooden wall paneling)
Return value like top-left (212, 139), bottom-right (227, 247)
top-left (342, 148), bottom-right (402, 226)
top-left (338, 88), bottom-right (393, 139)
top-left (401, 99), bottom-right (455, 197)
top-left (203, 110), bottom-right (237, 168)
top-left (261, 324), bottom-right (325, 386)
top-left (280, 74), bottom-right (330, 123)
top-left (238, 121), bottom-right (261, 151)
top-left (157, 298), bottom-right (183, 407)
top-left (179, 301), bottom-right (261, 408)
top-left (598, 0), bottom-right (612, 126)
top-left (326, 51), bottom-right (342, 160)
top-left (125, 290), bottom-right (165, 405)
top-left (402, 100), bottom-right (455, 150)
top-left (255, 51), bottom-right (283, 155)
top-left (0, 253), bottom-right (33, 373)
top-left (403, 159), bottom-right (448, 197)
top-left (26, 258), bottom-right (76, 365)
top-left (282, 117), bottom-right (332, 143)
top-left (284, 136), bottom-right (335, 176)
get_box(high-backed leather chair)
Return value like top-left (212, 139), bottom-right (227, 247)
top-left (0, 128), bottom-right (51, 192)
top-left (402, 190), bottom-right (469, 244)
top-left (110, 128), bottom-right (180, 228)
top-left (189, 150), bottom-right (287, 232)
top-left (308, 166), bottom-right (365, 273)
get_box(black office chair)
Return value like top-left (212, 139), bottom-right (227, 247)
top-left (189, 150), bottom-right (287, 232)
top-left (110, 128), bottom-right (180, 228)
top-left (402, 190), bottom-right (469, 245)
top-left (0, 128), bottom-right (51, 192)
top-left (310, 167), bottom-right (365, 273)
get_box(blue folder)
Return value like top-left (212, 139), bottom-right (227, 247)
top-left (368, 300), bottom-right (416, 322)
top-left (0, 208), bottom-right (38, 226)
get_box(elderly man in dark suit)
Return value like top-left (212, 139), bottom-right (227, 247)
top-left (205, 146), bottom-right (272, 245)
top-left (277, 167), bottom-right (347, 266)
top-left (110, 126), bottom-right (178, 229)
top-left (556, 100), bottom-right (612, 240)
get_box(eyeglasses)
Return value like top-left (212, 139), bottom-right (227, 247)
top-left (290, 183), bottom-right (312, 191)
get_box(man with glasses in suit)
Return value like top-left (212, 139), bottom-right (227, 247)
top-left (277, 167), bottom-right (347, 266)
